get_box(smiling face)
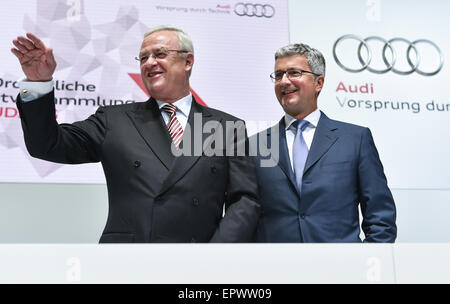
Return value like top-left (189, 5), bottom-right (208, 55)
top-left (274, 54), bottom-right (324, 119)
top-left (139, 30), bottom-right (194, 103)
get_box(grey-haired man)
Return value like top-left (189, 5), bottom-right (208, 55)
top-left (12, 26), bottom-right (260, 243)
top-left (253, 43), bottom-right (396, 243)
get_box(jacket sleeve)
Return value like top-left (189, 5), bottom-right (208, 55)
top-left (16, 90), bottom-right (106, 164)
top-left (209, 121), bottom-right (261, 242)
top-left (358, 127), bottom-right (397, 242)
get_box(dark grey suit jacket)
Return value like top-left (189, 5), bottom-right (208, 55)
top-left (17, 91), bottom-right (260, 243)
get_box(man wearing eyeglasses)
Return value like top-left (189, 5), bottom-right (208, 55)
top-left (253, 43), bottom-right (396, 243)
top-left (11, 26), bottom-right (260, 243)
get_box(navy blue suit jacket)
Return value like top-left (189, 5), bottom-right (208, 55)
top-left (253, 112), bottom-right (396, 242)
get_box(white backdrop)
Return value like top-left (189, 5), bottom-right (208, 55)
top-left (289, 0), bottom-right (450, 190)
top-left (0, 0), bottom-right (287, 183)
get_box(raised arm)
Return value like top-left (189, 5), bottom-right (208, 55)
top-left (11, 32), bottom-right (56, 82)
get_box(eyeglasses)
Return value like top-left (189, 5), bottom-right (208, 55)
top-left (270, 69), bottom-right (320, 82)
top-left (135, 47), bottom-right (188, 64)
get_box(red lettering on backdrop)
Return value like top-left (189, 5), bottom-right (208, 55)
top-left (360, 83), bottom-right (369, 93)
top-left (336, 82), bottom-right (374, 94)
top-left (336, 81), bottom-right (347, 93)
top-left (0, 107), bottom-right (19, 118)
top-left (5, 107), bottom-right (18, 118)
top-left (348, 85), bottom-right (357, 93)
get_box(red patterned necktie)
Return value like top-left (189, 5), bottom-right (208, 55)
top-left (161, 104), bottom-right (183, 148)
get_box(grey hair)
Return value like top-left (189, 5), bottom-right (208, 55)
top-left (275, 43), bottom-right (325, 77)
top-left (144, 25), bottom-right (194, 55)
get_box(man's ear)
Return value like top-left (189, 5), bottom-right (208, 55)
top-left (185, 52), bottom-right (194, 72)
top-left (315, 75), bottom-right (324, 94)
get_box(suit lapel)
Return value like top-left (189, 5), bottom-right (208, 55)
top-left (277, 120), bottom-right (297, 185)
top-left (158, 97), bottom-right (219, 195)
top-left (265, 120), bottom-right (300, 197)
top-left (304, 112), bottom-right (338, 174)
top-left (126, 98), bottom-right (174, 170)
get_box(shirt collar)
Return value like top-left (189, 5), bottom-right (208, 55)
top-left (284, 108), bottom-right (321, 131)
top-left (156, 93), bottom-right (193, 117)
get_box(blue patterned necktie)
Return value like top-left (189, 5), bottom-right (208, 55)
top-left (292, 120), bottom-right (310, 194)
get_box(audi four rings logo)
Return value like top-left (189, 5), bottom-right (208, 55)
top-left (234, 3), bottom-right (275, 18)
top-left (333, 35), bottom-right (444, 76)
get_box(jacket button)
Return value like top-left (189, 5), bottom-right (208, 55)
top-left (300, 213), bottom-right (306, 219)
top-left (134, 160), bottom-right (141, 168)
top-left (211, 166), bottom-right (217, 173)
top-left (155, 196), bottom-right (163, 204)
top-left (193, 198), bottom-right (199, 206)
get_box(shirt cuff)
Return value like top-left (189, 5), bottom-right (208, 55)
top-left (18, 79), bottom-right (54, 102)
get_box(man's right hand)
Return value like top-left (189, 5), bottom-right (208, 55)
top-left (11, 33), bottom-right (56, 82)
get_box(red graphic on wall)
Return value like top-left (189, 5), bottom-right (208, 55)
top-left (128, 73), bottom-right (207, 106)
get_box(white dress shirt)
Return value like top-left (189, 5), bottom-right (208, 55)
top-left (284, 108), bottom-right (321, 169)
top-left (18, 79), bottom-right (53, 102)
top-left (156, 94), bottom-right (192, 132)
